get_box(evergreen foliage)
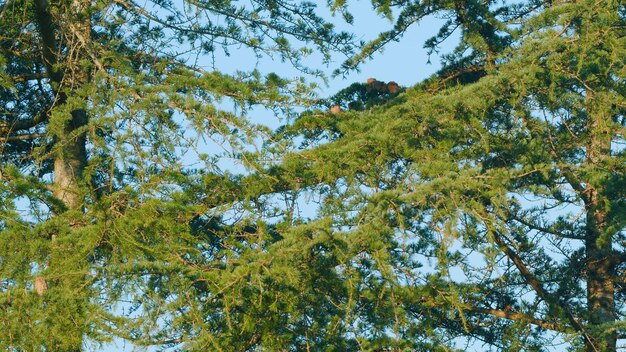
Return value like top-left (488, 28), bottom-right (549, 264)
top-left (268, 1), bottom-right (626, 351)
top-left (0, 0), bottom-right (624, 351)
top-left (0, 0), bottom-right (353, 350)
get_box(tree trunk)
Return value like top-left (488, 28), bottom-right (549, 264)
top-left (585, 200), bottom-right (616, 352)
top-left (584, 111), bottom-right (616, 352)
top-left (34, 1), bottom-right (89, 351)
top-left (53, 108), bottom-right (87, 210)
top-left (34, 0), bottom-right (89, 211)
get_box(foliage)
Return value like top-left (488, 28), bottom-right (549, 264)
top-left (262, 1), bottom-right (626, 351)
top-left (1, 0), bottom-right (625, 351)
top-left (0, 0), bottom-right (353, 350)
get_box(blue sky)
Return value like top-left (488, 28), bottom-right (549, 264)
top-left (203, 2), bottom-right (455, 103)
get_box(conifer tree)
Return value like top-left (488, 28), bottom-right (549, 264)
top-left (264, 0), bottom-right (625, 351)
top-left (1, 0), bottom-right (624, 351)
top-left (0, 0), bottom-right (353, 350)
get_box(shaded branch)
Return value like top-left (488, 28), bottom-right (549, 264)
top-left (10, 73), bottom-right (48, 82)
top-left (0, 110), bottom-right (49, 133)
top-left (508, 212), bottom-right (583, 240)
top-left (562, 168), bottom-right (591, 205)
top-left (471, 307), bottom-right (566, 333)
top-left (0, 133), bottom-right (47, 142)
top-left (492, 231), bottom-right (599, 351)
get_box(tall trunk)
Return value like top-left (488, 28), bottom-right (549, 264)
top-left (585, 197), bottom-right (616, 352)
top-left (53, 108), bottom-right (87, 209)
top-left (34, 1), bottom-right (90, 351)
top-left (34, 0), bottom-right (88, 211)
top-left (584, 111), bottom-right (616, 352)
top-left (34, 0), bottom-right (89, 210)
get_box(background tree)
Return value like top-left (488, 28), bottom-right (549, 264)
top-left (0, 0), bottom-right (354, 350)
top-left (256, 0), bottom-right (625, 351)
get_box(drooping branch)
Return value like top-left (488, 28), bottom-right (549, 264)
top-left (562, 169), bottom-right (591, 206)
top-left (491, 230), bottom-right (599, 351)
top-left (9, 73), bottom-right (48, 82)
top-left (507, 211), bottom-right (583, 240)
top-left (470, 307), bottom-right (566, 333)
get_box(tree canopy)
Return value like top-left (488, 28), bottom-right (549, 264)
top-left (1, 0), bottom-right (352, 350)
top-left (271, 1), bottom-right (626, 350)
top-left (1, 0), bottom-right (625, 351)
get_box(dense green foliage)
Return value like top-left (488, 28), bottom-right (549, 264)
top-left (264, 1), bottom-right (626, 351)
top-left (0, 0), bottom-right (352, 350)
top-left (1, 0), bottom-right (625, 351)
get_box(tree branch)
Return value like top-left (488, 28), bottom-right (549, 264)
top-left (492, 230), bottom-right (599, 351)
top-left (508, 212), bottom-right (583, 240)
top-left (0, 110), bottom-right (48, 133)
top-left (10, 73), bottom-right (48, 82)
top-left (562, 168), bottom-right (591, 205)
top-left (471, 307), bottom-right (566, 332)
top-left (0, 133), bottom-right (47, 142)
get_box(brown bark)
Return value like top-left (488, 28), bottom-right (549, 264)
top-left (471, 307), bottom-right (566, 332)
top-left (584, 201), bottom-right (616, 352)
top-left (52, 108), bottom-right (88, 209)
top-left (583, 142), bottom-right (616, 351)
top-left (33, 1), bottom-right (90, 351)
top-left (34, 0), bottom-right (89, 211)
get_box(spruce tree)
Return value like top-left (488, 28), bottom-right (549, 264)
top-left (0, 0), bottom-right (353, 350)
top-left (266, 0), bottom-right (625, 351)
top-left (1, 0), bottom-right (624, 351)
